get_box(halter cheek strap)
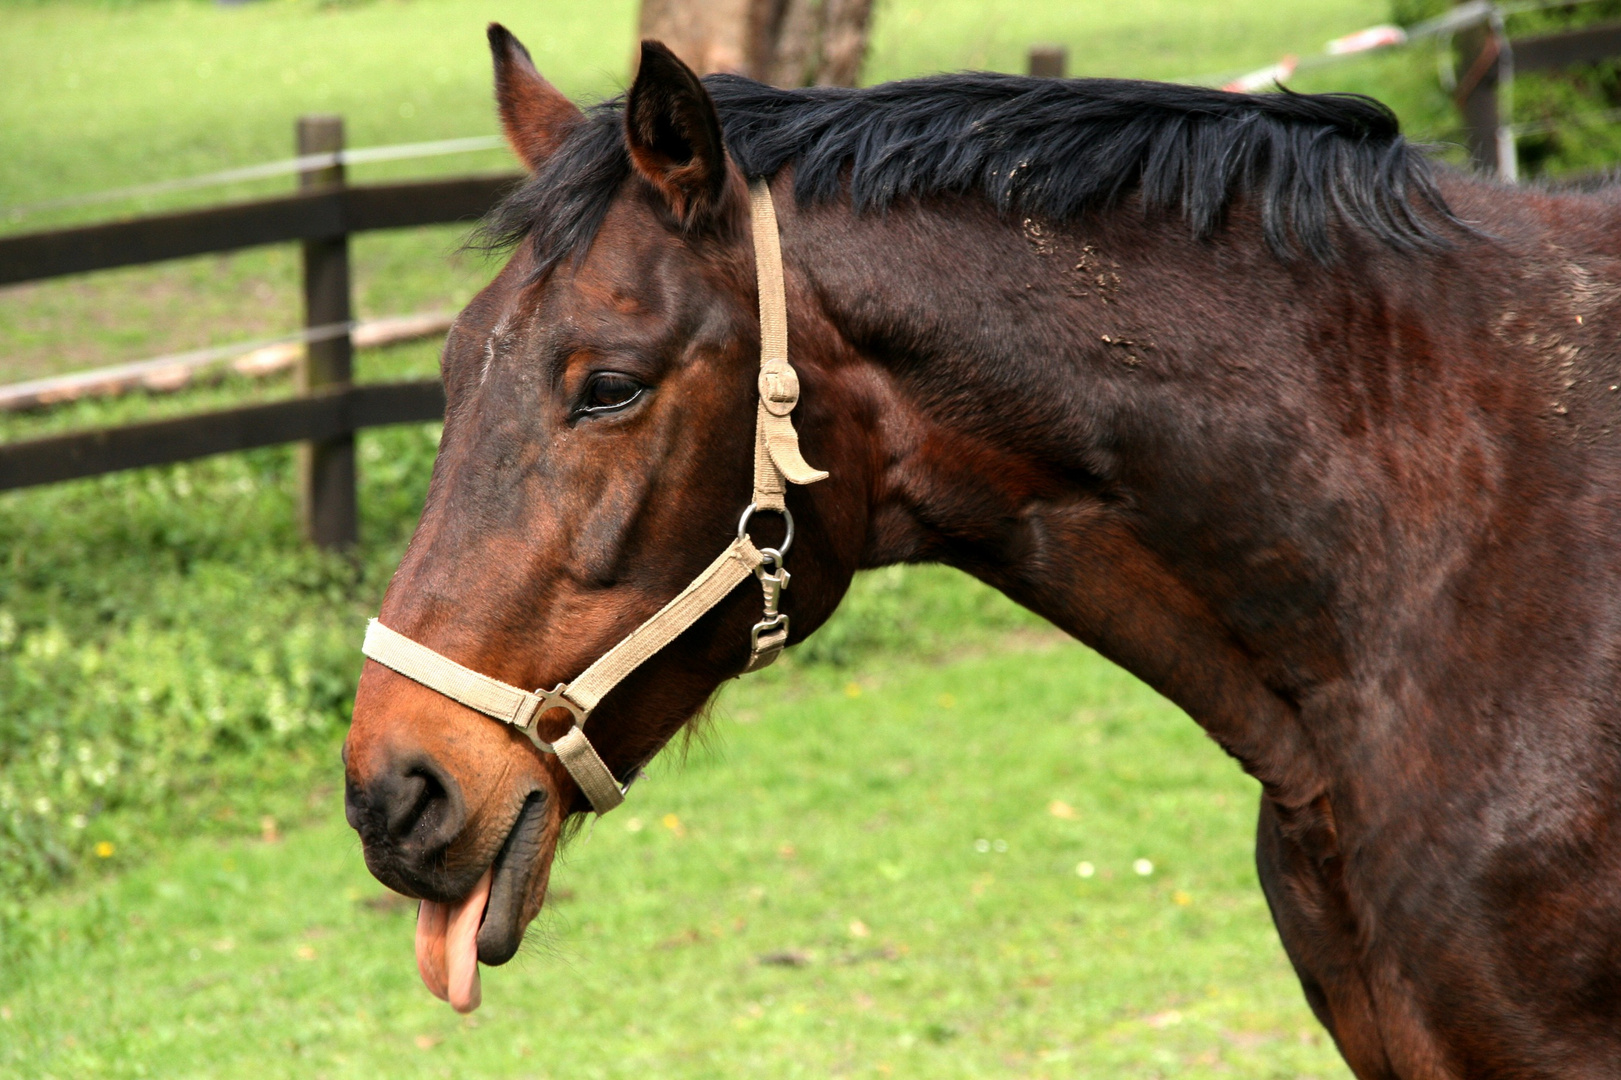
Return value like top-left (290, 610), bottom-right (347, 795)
top-left (360, 178), bottom-right (826, 815)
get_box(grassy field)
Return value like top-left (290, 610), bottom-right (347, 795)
top-left (0, 0), bottom-right (1411, 216)
top-left (0, 0), bottom-right (1516, 1075)
top-left (4, 636), bottom-right (1351, 1078)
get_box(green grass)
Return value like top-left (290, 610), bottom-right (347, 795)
top-left (868, 0), bottom-right (1392, 85)
top-left (1, 641), bottom-right (1348, 1079)
top-left (0, 0), bottom-right (638, 220)
top-left (0, 0), bottom-right (1401, 219)
top-left (0, 413), bottom-right (437, 904)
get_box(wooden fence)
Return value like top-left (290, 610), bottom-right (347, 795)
top-left (0, 115), bottom-right (521, 547)
top-left (1456, 18), bottom-right (1621, 179)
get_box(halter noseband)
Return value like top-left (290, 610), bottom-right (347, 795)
top-left (360, 178), bottom-right (827, 815)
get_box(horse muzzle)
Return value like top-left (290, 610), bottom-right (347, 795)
top-left (344, 733), bottom-right (558, 1014)
top-left (343, 747), bottom-right (474, 901)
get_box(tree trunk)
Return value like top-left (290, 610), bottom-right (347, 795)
top-left (637, 0), bottom-right (874, 87)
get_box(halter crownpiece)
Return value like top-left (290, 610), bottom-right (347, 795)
top-left (361, 178), bottom-right (827, 814)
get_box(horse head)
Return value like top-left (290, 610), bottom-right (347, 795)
top-left (342, 27), bottom-right (866, 1009)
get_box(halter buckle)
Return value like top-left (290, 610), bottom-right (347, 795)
top-left (758, 361), bottom-right (801, 417)
top-left (514, 683), bottom-right (588, 752)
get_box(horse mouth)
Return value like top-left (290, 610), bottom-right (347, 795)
top-left (477, 790), bottom-right (549, 964)
top-left (414, 791), bottom-right (549, 1012)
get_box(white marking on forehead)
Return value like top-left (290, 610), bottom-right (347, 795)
top-left (480, 315), bottom-right (514, 386)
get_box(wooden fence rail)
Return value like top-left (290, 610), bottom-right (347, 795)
top-left (0, 115), bottom-right (521, 547)
top-left (0, 173), bottom-right (517, 287)
top-left (0, 380), bottom-right (445, 492)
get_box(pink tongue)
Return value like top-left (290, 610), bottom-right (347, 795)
top-left (414, 897), bottom-right (450, 1002)
top-left (414, 868), bottom-right (492, 1013)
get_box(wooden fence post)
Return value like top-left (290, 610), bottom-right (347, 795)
top-left (1028, 44), bottom-right (1067, 78)
top-left (1454, 22), bottom-right (1507, 177)
top-left (296, 115), bottom-right (357, 549)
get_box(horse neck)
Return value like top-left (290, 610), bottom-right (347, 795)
top-left (788, 186), bottom-right (1620, 812)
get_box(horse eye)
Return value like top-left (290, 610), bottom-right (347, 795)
top-left (580, 373), bottom-right (644, 414)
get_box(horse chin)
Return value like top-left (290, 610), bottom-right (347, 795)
top-left (476, 790), bottom-right (553, 965)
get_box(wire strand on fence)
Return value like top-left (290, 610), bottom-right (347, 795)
top-left (0, 311), bottom-right (455, 412)
top-left (3, 135), bottom-right (507, 220)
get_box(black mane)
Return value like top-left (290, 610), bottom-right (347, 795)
top-left (485, 72), bottom-right (1456, 270)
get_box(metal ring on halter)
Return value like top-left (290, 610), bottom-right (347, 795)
top-left (736, 503), bottom-right (794, 558)
top-left (514, 683), bottom-right (590, 753)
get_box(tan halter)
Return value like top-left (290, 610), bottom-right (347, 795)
top-left (361, 179), bottom-right (827, 815)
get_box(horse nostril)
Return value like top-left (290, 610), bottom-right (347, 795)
top-left (359, 754), bottom-right (467, 855)
top-left (390, 767), bottom-right (440, 840)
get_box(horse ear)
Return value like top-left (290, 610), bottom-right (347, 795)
top-left (625, 40), bottom-right (732, 229)
top-left (488, 23), bottom-right (581, 172)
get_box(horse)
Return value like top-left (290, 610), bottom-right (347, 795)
top-left (344, 22), bottom-right (1621, 1077)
